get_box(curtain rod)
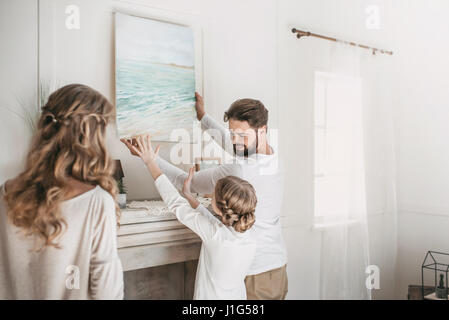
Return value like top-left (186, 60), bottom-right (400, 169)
top-left (291, 28), bottom-right (393, 56)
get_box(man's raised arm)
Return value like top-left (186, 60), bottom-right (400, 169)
top-left (195, 92), bottom-right (233, 153)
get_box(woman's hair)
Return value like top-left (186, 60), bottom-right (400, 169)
top-left (4, 83), bottom-right (117, 250)
top-left (214, 176), bottom-right (257, 233)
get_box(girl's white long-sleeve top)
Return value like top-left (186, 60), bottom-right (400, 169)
top-left (154, 174), bottom-right (256, 300)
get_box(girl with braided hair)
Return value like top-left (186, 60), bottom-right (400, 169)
top-left (123, 134), bottom-right (257, 299)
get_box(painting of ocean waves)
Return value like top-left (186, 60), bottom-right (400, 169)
top-left (115, 13), bottom-right (197, 141)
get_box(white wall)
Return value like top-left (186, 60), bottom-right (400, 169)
top-left (0, 0), bottom-right (38, 183)
top-left (2, 0), bottom-right (448, 300)
top-left (392, 0), bottom-right (449, 299)
top-left (0, 0), bottom-right (398, 300)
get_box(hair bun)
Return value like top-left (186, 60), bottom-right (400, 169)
top-left (214, 176), bottom-right (257, 233)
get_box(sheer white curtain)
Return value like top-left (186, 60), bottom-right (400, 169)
top-left (315, 42), bottom-right (396, 299)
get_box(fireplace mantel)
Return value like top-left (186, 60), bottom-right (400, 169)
top-left (117, 202), bottom-right (203, 271)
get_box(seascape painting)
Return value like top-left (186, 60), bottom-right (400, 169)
top-left (115, 12), bottom-right (197, 141)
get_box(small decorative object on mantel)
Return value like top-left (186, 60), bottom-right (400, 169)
top-left (421, 250), bottom-right (449, 300)
top-left (114, 159), bottom-right (127, 209)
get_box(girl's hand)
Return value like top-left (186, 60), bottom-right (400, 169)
top-left (121, 134), bottom-right (162, 180)
top-left (120, 138), bottom-right (139, 157)
top-left (182, 166), bottom-right (200, 209)
top-left (121, 134), bottom-right (160, 164)
top-left (182, 166), bottom-right (195, 197)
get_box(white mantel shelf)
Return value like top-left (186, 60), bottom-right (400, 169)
top-left (117, 203), bottom-right (203, 272)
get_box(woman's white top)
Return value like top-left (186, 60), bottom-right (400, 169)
top-left (154, 174), bottom-right (256, 300)
top-left (0, 184), bottom-right (124, 300)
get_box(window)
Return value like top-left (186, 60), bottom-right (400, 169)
top-left (314, 72), bottom-right (366, 225)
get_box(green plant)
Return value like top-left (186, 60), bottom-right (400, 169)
top-left (2, 80), bottom-right (55, 134)
top-left (39, 81), bottom-right (53, 109)
top-left (117, 178), bottom-right (127, 194)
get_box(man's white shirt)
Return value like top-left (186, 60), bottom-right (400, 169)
top-left (157, 114), bottom-right (288, 275)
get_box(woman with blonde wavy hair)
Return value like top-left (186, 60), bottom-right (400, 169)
top-left (0, 84), bottom-right (124, 299)
top-left (122, 134), bottom-right (257, 299)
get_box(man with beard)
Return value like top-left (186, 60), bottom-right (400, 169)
top-left (122, 93), bottom-right (288, 300)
